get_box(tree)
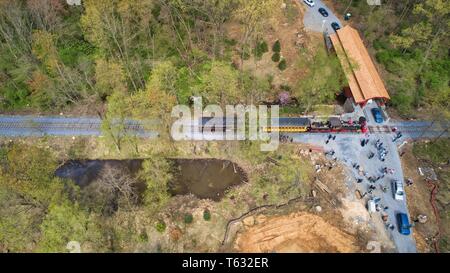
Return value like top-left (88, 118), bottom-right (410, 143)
top-left (37, 201), bottom-right (103, 252)
top-left (0, 143), bottom-right (65, 208)
top-left (278, 58), bottom-right (287, 70)
top-left (32, 30), bottom-right (60, 75)
top-left (82, 167), bottom-right (139, 214)
top-left (101, 91), bottom-right (133, 153)
top-left (32, 30), bottom-right (89, 108)
top-left (95, 59), bottom-right (127, 99)
top-left (161, 0), bottom-right (237, 61)
top-left (0, 0), bottom-right (33, 58)
top-left (293, 47), bottom-right (346, 114)
top-left (81, 0), bottom-right (155, 92)
top-left (0, 187), bottom-right (41, 252)
top-left (272, 40), bottom-right (281, 53)
top-left (147, 61), bottom-right (178, 96)
top-left (26, 0), bottom-right (66, 33)
top-left (235, 0), bottom-right (282, 65)
top-left (271, 52), bottom-right (280, 62)
top-left (0, 1), bottom-right (35, 109)
top-left (139, 157), bottom-right (172, 215)
top-left (200, 61), bottom-right (240, 105)
top-left (254, 40), bottom-right (268, 59)
top-left (129, 62), bottom-right (178, 144)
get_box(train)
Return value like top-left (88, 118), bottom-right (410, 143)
top-left (264, 116), bottom-right (367, 133)
top-left (197, 116), bottom-right (368, 134)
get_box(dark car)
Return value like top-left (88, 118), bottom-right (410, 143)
top-left (331, 22), bottom-right (341, 31)
top-left (371, 108), bottom-right (384, 123)
top-left (396, 213), bottom-right (411, 235)
top-left (318, 8), bottom-right (329, 17)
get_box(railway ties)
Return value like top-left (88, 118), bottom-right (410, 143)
top-left (369, 125), bottom-right (437, 133)
top-left (0, 116), bottom-right (156, 137)
top-left (368, 125), bottom-right (391, 133)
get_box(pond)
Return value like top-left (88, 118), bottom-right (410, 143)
top-left (55, 158), bottom-right (247, 201)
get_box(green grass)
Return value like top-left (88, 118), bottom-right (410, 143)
top-left (312, 105), bottom-right (335, 116)
top-left (279, 105), bottom-right (304, 115)
top-left (413, 139), bottom-right (450, 164)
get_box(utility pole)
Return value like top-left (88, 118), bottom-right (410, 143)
top-left (343, 0), bottom-right (353, 15)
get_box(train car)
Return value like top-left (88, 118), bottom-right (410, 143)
top-left (309, 116), bottom-right (366, 133)
top-left (264, 117), bottom-right (310, 133)
top-left (199, 117), bottom-right (235, 133)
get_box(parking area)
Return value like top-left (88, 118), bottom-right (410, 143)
top-left (290, 129), bottom-right (417, 253)
top-left (302, 0), bottom-right (342, 34)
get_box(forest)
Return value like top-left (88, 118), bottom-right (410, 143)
top-left (332, 0), bottom-right (449, 118)
top-left (0, 0), bottom-right (449, 253)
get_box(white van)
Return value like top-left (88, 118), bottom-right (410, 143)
top-left (392, 179), bottom-right (404, 201)
top-left (303, 0), bottom-right (315, 7)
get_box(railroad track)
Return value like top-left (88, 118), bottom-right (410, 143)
top-left (0, 116), bottom-right (156, 137)
top-left (0, 115), bottom-right (447, 138)
top-left (368, 124), bottom-right (446, 134)
top-left (0, 121), bottom-right (146, 131)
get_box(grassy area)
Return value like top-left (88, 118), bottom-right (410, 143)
top-left (411, 139), bottom-right (450, 252)
top-left (413, 139), bottom-right (450, 165)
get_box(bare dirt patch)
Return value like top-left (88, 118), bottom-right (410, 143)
top-left (225, 0), bottom-right (318, 88)
top-left (401, 144), bottom-right (441, 252)
top-left (234, 211), bottom-right (360, 253)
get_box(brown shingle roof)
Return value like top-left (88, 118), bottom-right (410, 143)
top-left (330, 25), bottom-right (390, 104)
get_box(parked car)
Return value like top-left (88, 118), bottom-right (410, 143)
top-left (331, 22), bottom-right (341, 31)
top-left (392, 179), bottom-right (405, 201)
top-left (318, 8), bottom-right (329, 17)
top-left (396, 213), bottom-right (411, 235)
top-left (303, 0), bottom-right (315, 7)
top-left (371, 108), bottom-right (384, 123)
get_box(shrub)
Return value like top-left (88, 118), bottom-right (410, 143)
top-left (272, 52), bottom-right (280, 62)
top-left (155, 220), bottom-right (166, 233)
top-left (242, 50), bottom-right (250, 60)
top-left (203, 209), bottom-right (211, 221)
top-left (58, 38), bottom-right (95, 67)
top-left (254, 40), bottom-right (268, 59)
top-left (272, 40), bottom-right (281, 53)
top-left (280, 84), bottom-right (291, 91)
top-left (184, 213), bottom-right (193, 224)
top-left (224, 38), bottom-right (237, 46)
top-left (278, 59), bottom-right (287, 70)
top-left (139, 230), bottom-right (149, 242)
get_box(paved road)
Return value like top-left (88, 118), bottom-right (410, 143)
top-left (290, 131), bottom-right (417, 252)
top-left (302, 0), bottom-right (342, 34)
top-left (364, 101), bottom-right (449, 140)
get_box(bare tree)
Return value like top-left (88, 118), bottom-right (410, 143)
top-left (84, 166), bottom-right (139, 214)
top-left (26, 0), bottom-right (66, 33)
